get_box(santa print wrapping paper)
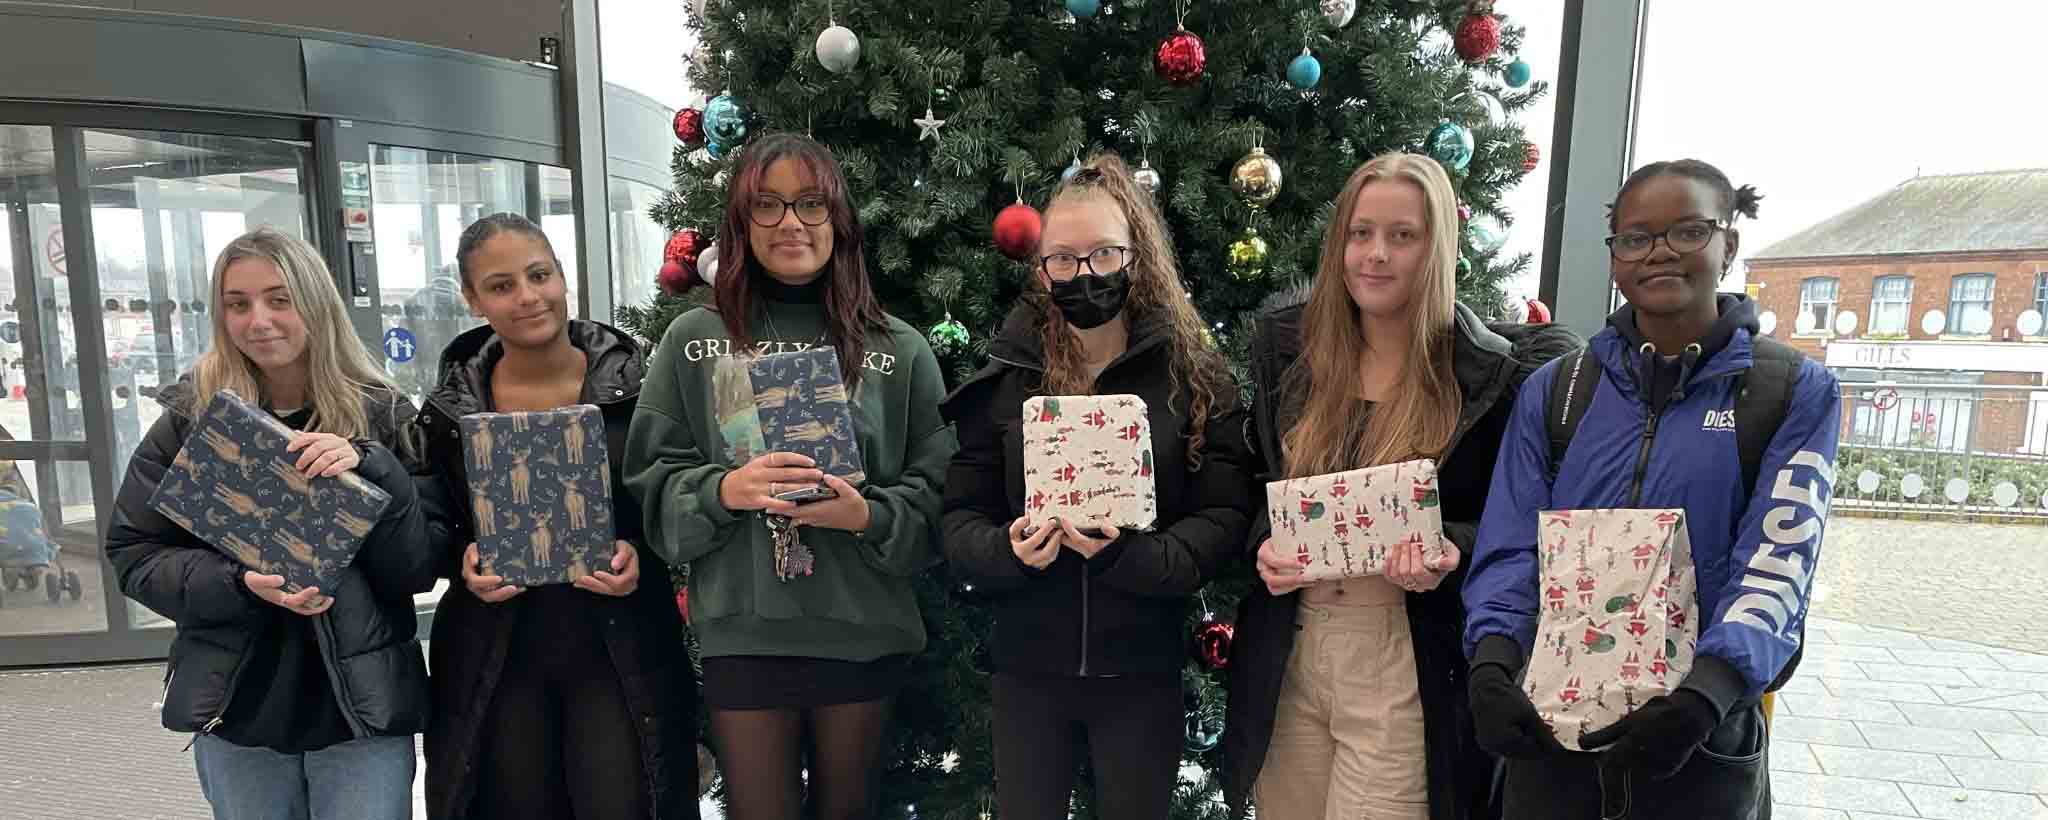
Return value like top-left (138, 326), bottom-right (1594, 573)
top-left (747, 347), bottom-right (867, 488)
top-left (1021, 395), bottom-right (1157, 531)
top-left (460, 405), bottom-right (616, 586)
top-left (1525, 508), bottom-right (1699, 751)
top-left (1263, 459), bottom-right (1446, 582)
top-left (150, 389), bottom-right (391, 594)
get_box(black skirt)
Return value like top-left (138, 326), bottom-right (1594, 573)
top-left (701, 653), bottom-right (912, 710)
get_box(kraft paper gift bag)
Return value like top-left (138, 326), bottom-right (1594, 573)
top-left (1524, 508), bottom-right (1699, 751)
top-left (1263, 459), bottom-right (1446, 583)
top-left (461, 405), bottom-right (616, 587)
top-left (150, 389), bottom-right (391, 594)
top-left (747, 347), bottom-right (866, 580)
top-left (1021, 395), bottom-right (1157, 531)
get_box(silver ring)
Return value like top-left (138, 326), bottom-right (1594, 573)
top-left (768, 481), bottom-right (780, 496)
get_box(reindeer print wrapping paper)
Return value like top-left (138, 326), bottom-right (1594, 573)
top-left (1263, 459), bottom-right (1446, 583)
top-left (1525, 508), bottom-right (1699, 751)
top-left (1021, 395), bottom-right (1157, 531)
top-left (747, 347), bottom-right (867, 487)
top-left (150, 389), bottom-right (391, 594)
top-left (460, 405), bottom-right (616, 587)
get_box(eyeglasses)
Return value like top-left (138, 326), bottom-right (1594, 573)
top-left (749, 194), bottom-right (832, 228)
top-left (1604, 219), bottom-right (1725, 262)
top-left (1040, 246), bottom-right (1134, 279)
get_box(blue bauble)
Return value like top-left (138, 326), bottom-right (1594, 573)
top-left (1426, 121), bottom-right (1474, 172)
top-left (703, 94), bottom-right (747, 146)
top-left (706, 141), bottom-right (728, 159)
top-left (1065, 0), bottom-right (1100, 17)
top-left (1287, 51), bottom-right (1323, 90)
top-left (1505, 58), bottom-right (1533, 88)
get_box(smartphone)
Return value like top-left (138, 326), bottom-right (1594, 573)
top-left (773, 483), bottom-right (838, 504)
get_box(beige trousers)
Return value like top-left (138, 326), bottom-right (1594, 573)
top-left (1253, 579), bottom-right (1429, 820)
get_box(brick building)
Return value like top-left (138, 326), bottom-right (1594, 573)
top-left (1746, 169), bottom-right (2048, 455)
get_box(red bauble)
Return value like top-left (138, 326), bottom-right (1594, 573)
top-left (1526, 298), bottom-right (1553, 324)
top-left (675, 587), bottom-right (690, 625)
top-left (1154, 28), bottom-right (1207, 86)
top-left (672, 108), bottom-right (706, 145)
top-left (665, 229), bottom-right (705, 264)
top-left (1458, 203), bottom-right (1473, 223)
top-left (1454, 13), bottom-right (1502, 63)
top-left (992, 200), bottom-right (1042, 261)
top-left (1522, 142), bottom-right (1542, 173)
top-left (1194, 618), bottom-right (1234, 671)
top-left (658, 260), bottom-right (693, 295)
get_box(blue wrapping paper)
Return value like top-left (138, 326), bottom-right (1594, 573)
top-left (460, 405), bottom-right (616, 586)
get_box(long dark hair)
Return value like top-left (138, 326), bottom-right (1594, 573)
top-left (712, 133), bottom-right (889, 389)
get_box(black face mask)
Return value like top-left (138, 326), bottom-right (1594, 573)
top-left (1049, 270), bottom-right (1132, 330)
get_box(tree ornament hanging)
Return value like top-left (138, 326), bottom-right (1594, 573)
top-left (914, 108), bottom-right (947, 142)
top-left (815, 21), bottom-right (862, 74)
top-left (1287, 48), bottom-right (1323, 90)
top-left (1228, 227), bottom-right (1269, 281)
top-left (1132, 159), bottom-right (1162, 194)
top-left (1457, 202), bottom-right (1473, 223)
top-left (703, 94), bottom-right (748, 146)
top-left (706, 140), bottom-right (730, 159)
top-left (697, 243), bottom-right (723, 289)
top-left (1456, 255), bottom-right (1472, 276)
top-left (1230, 145), bottom-right (1283, 209)
top-left (1466, 214), bottom-right (1507, 255)
top-left (1185, 710), bottom-right (1223, 753)
top-left (1505, 57), bottom-right (1534, 88)
top-left (1194, 616), bottom-right (1234, 670)
top-left (1319, 0), bottom-right (1356, 28)
top-left (928, 314), bottom-right (971, 358)
top-left (1155, 4), bottom-right (1207, 86)
top-left (1454, 0), bottom-right (1502, 63)
top-left (660, 229), bottom-right (708, 294)
top-left (671, 107), bottom-right (705, 145)
top-left (1523, 141), bottom-right (1542, 173)
top-left (1061, 156), bottom-right (1083, 182)
top-left (993, 199), bottom-right (1042, 261)
top-left (1065, 0), bottom-right (1100, 18)
top-left (1526, 298), bottom-right (1553, 324)
top-left (1426, 120), bottom-right (1474, 172)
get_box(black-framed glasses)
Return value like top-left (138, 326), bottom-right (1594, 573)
top-left (749, 194), bottom-right (832, 228)
top-left (1040, 246), bottom-right (1134, 279)
top-left (1604, 219), bottom-right (1726, 262)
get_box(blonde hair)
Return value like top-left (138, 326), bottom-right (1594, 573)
top-left (1282, 152), bottom-right (1462, 477)
top-left (189, 228), bottom-right (406, 445)
top-left (1034, 152), bottom-right (1230, 468)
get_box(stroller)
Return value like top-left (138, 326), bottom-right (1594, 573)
top-left (0, 458), bottom-right (80, 607)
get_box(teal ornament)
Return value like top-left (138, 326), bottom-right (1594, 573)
top-left (1466, 214), bottom-right (1507, 255)
top-left (1287, 49), bottom-right (1323, 90)
top-left (1061, 157), bottom-right (1082, 182)
top-left (1426, 120), bottom-right (1474, 172)
top-left (1457, 255), bottom-right (1473, 276)
top-left (1065, 0), bottom-right (1100, 18)
top-left (706, 140), bottom-right (728, 159)
top-left (703, 94), bottom-right (747, 146)
top-left (1505, 58), bottom-right (1533, 88)
top-left (1185, 711), bottom-right (1222, 753)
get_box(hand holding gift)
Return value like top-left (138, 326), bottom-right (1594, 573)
top-left (1008, 516), bottom-right (1062, 570)
top-left (1255, 537), bottom-right (1308, 596)
top-left (462, 541), bottom-right (524, 604)
top-left (719, 452), bottom-right (824, 516)
top-left (787, 474), bottom-right (871, 532)
top-left (1386, 535), bottom-right (1461, 593)
top-left (573, 540), bottom-right (641, 597)
top-left (244, 571), bottom-right (333, 616)
top-left (284, 431), bottom-right (360, 477)
top-left (1056, 518), bottom-right (1120, 559)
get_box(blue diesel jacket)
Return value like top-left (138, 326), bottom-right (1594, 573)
top-left (1463, 295), bottom-right (1841, 714)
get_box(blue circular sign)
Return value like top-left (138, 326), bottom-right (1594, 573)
top-left (382, 327), bottom-right (418, 363)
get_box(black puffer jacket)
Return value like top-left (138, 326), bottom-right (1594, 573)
top-left (940, 304), bottom-right (1254, 680)
top-left (1222, 288), bottom-right (1580, 819)
top-left (416, 320), bottom-right (696, 820)
top-left (105, 376), bottom-right (435, 746)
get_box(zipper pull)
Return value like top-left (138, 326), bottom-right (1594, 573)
top-left (182, 716), bottom-right (223, 752)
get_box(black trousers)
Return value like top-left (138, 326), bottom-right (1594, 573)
top-left (990, 672), bottom-right (1183, 820)
top-left (1502, 703), bottom-right (1771, 820)
top-left (472, 595), bottom-right (649, 820)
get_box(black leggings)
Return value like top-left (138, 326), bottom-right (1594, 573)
top-left (989, 672), bottom-right (1183, 820)
top-left (472, 607), bottom-right (649, 819)
top-left (709, 699), bottom-right (892, 820)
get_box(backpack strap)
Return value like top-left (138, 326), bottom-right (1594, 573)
top-left (1546, 349), bottom-right (1600, 478)
top-left (1734, 335), bottom-right (1808, 693)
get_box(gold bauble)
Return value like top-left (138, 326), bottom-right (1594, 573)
top-left (1230, 146), bottom-right (1283, 208)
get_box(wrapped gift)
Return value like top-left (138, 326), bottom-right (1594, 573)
top-left (1021, 395), bottom-right (1157, 531)
top-left (461, 405), bottom-right (616, 586)
top-left (1263, 459), bottom-right (1446, 582)
top-left (150, 389), bottom-right (391, 593)
top-left (748, 347), bottom-right (866, 492)
top-left (1524, 508), bottom-right (1699, 751)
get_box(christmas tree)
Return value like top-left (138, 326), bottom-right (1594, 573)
top-left (618, 1), bottom-right (1546, 817)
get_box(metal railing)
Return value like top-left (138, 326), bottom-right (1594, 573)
top-left (1832, 382), bottom-right (2048, 522)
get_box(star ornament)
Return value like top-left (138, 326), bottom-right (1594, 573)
top-left (914, 107), bottom-right (947, 142)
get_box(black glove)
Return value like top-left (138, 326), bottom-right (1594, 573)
top-left (1467, 639), bottom-right (1564, 760)
top-left (1580, 689), bottom-right (1719, 779)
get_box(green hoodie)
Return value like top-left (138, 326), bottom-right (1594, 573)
top-left (625, 287), bottom-right (957, 662)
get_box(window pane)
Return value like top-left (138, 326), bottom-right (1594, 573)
top-left (608, 177), bottom-right (669, 315)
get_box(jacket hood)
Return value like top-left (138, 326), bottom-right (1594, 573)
top-left (1606, 293), bottom-right (1759, 362)
top-left (1595, 293), bottom-right (1761, 409)
top-left (1251, 285), bottom-right (1579, 397)
top-left (425, 319), bottom-right (646, 420)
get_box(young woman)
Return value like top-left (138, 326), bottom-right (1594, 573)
top-left (625, 133), bottom-right (956, 820)
top-left (1221, 153), bottom-right (1579, 820)
top-left (940, 154), bottom-right (1253, 819)
top-left (105, 228), bottom-right (432, 820)
top-left (417, 213), bottom-right (696, 820)
top-left (1464, 161), bottom-right (1839, 818)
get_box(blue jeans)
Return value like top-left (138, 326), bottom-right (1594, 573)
top-left (193, 733), bottom-right (415, 820)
